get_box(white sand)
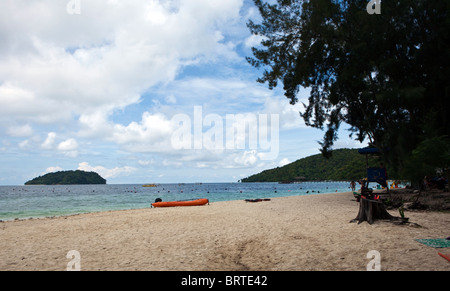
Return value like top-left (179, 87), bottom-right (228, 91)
top-left (1, 192), bottom-right (449, 271)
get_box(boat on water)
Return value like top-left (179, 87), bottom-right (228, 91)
top-left (143, 184), bottom-right (158, 187)
top-left (152, 198), bottom-right (209, 208)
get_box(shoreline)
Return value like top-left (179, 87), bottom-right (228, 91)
top-left (1, 192), bottom-right (449, 271)
top-left (0, 185), bottom-right (352, 222)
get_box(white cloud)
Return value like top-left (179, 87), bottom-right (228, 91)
top-left (0, 84), bottom-right (37, 122)
top-left (57, 138), bottom-right (78, 151)
top-left (77, 162), bottom-right (136, 179)
top-left (6, 124), bottom-right (33, 137)
top-left (262, 96), bottom-right (307, 130)
top-left (18, 139), bottom-right (30, 150)
top-left (107, 112), bottom-right (179, 154)
top-left (158, 148), bottom-right (268, 170)
top-left (137, 159), bottom-right (154, 166)
top-left (41, 132), bottom-right (57, 149)
top-left (44, 166), bottom-right (64, 174)
top-left (162, 77), bottom-right (271, 110)
top-left (57, 138), bottom-right (79, 157)
top-left (279, 158), bottom-right (290, 167)
top-left (244, 33), bottom-right (267, 48)
top-left (233, 150), bottom-right (258, 167)
top-left (0, 0), bottom-right (244, 130)
top-left (165, 94), bottom-right (177, 104)
top-left (112, 112), bottom-right (172, 144)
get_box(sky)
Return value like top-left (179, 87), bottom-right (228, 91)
top-left (0, 0), bottom-right (365, 185)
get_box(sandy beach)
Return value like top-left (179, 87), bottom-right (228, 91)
top-left (1, 191), bottom-right (449, 271)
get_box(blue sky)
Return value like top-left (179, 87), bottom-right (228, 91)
top-left (0, 0), bottom-right (364, 185)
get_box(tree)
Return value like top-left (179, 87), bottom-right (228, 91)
top-left (247, 0), bottom-right (450, 184)
top-left (402, 135), bottom-right (450, 189)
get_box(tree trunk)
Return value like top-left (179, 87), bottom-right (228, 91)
top-left (351, 198), bottom-right (395, 224)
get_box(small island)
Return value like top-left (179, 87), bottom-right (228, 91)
top-left (25, 170), bottom-right (106, 185)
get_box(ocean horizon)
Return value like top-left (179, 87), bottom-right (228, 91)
top-left (0, 181), bottom-right (366, 221)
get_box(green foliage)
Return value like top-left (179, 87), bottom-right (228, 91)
top-left (25, 170), bottom-right (106, 185)
top-left (247, 0), bottom-right (450, 181)
top-left (241, 148), bottom-right (389, 182)
top-left (399, 206), bottom-right (405, 219)
top-left (401, 135), bottom-right (450, 187)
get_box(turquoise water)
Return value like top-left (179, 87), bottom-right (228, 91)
top-left (0, 182), bottom-right (353, 221)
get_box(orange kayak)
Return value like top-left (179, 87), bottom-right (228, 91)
top-left (438, 252), bottom-right (450, 262)
top-left (152, 198), bottom-right (209, 208)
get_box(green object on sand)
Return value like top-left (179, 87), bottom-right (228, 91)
top-left (415, 238), bottom-right (450, 248)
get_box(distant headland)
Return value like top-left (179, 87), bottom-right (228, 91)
top-left (241, 148), bottom-right (397, 183)
top-left (25, 170), bottom-right (106, 185)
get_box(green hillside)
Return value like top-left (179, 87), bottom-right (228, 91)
top-left (242, 148), bottom-right (385, 182)
top-left (25, 170), bottom-right (106, 185)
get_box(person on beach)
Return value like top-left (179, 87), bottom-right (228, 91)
top-left (350, 181), bottom-right (356, 191)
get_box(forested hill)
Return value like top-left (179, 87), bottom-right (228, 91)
top-left (25, 170), bottom-right (106, 185)
top-left (242, 149), bottom-right (380, 182)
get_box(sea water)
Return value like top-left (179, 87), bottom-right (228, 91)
top-left (0, 182), bottom-right (353, 221)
